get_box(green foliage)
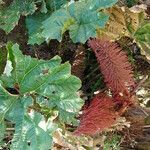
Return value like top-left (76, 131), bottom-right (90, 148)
top-left (0, 0), bottom-right (69, 34)
top-left (0, 0), bottom-right (117, 44)
top-left (0, 43), bottom-right (83, 149)
top-left (26, 0), bottom-right (71, 44)
top-left (104, 134), bottom-right (121, 150)
top-left (0, 120), bottom-right (5, 146)
top-left (45, 0), bottom-right (68, 12)
top-left (42, 0), bottom-right (117, 43)
top-left (42, 8), bottom-right (72, 42)
top-left (0, 0), bottom-right (37, 33)
top-left (134, 22), bottom-right (150, 60)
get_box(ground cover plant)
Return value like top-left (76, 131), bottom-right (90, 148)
top-left (0, 0), bottom-right (150, 149)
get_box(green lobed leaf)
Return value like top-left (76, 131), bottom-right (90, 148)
top-left (42, 0), bottom-right (115, 43)
top-left (26, 0), bottom-right (69, 44)
top-left (134, 22), bottom-right (150, 60)
top-left (68, 10), bottom-right (109, 43)
top-left (4, 96), bottom-right (54, 150)
top-left (68, 1), bottom-right (110, 43)
top-left (0, 43), bottom-right (83, 149)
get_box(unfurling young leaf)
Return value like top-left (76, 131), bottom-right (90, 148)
top-left (74, 94), bottom-right (119, 135)
top-left (89, 38), bottom-right (135, 95)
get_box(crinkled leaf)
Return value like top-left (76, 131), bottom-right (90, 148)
top-left (97, 6), bottom-right (145, 40)
top-left (0, 85), bottom-right (53, 150)
top-left (1, 42), bottom-right (83, 124)
top-left (5, 44), bottom-right (62, 94)
top-left (0, 43), bottom-right (83, 149)
top-left (6, 97), bottom-right (53, 150)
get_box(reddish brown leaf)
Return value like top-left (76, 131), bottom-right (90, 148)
top-left (88, 38), bottom-right (135, 95)
top-left (74, 94), bottom-right (119, 135)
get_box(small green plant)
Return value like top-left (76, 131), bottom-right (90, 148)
top-left (0, 43), bottom-right (83, 149)
top-left (103, 134), bottom-right (121, 150)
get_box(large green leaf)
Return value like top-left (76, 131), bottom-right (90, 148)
top-left (4, 96), bottom-right (54, 150)
top-left (134, 23), bottom-right (150, 60)
top-left (0, 0), bottom-right (37, 33)
top-left (42, 0), bottom-right (117, 43)
top-left (68, 8), bottom-right (109, 43)
top-left (0, 43), bottom-right (83, 149)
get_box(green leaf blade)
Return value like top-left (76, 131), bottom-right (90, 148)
top-left (134, 23), bottom-right (150, 60)
top-left (42, 9), bottom-right (71, 41)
